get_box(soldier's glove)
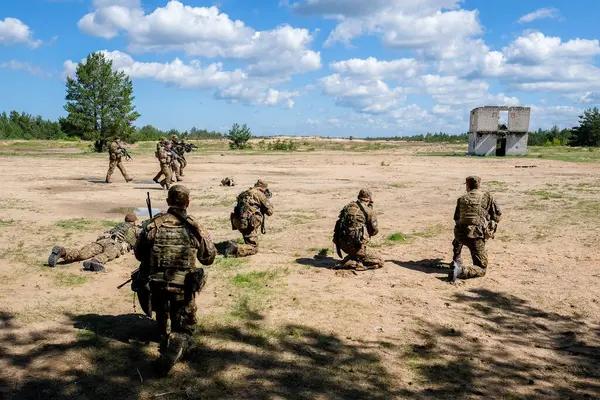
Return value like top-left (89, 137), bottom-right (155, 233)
top-left (264, 188), bottom-right (272, 199)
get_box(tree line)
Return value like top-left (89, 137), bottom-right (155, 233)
top-left (1, 50), bottom-right (599, 149)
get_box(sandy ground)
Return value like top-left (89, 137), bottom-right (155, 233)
top-left (0, 143), bottom-right (599, 400)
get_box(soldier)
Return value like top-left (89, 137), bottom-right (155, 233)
top-left (158, 141), bottom-right (173, 190)
top-left (177, 139), bottom-right (188, 177)
top-left (153, 137), bottom-right (168, 183)
top-left (133, 185), bottom-right (216, 375)
top-left (47, 213), bottom-right (141, 271)
top-left (106, 137), bottom-right (133, 183)
top-left (450, 176), bottom-right (502, 282)
top-left (171, 134), bottom-right (180, 146)
top-left (225, 180), bottom-right (273, 257)
top-left (332, 189), bottom-right (384, 271)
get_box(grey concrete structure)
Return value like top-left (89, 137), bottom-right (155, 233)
top-left (468, 106), bottom-right (531, 156)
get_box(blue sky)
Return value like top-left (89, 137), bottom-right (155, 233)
top-left (1, 0), bottom-right (599, 137)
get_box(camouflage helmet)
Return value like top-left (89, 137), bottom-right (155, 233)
top-left (254, 179), bottom-right (268, 189)
top-left (172, 135), bottom-right (178, 140)
top-left (165, 140), bottom-right (172, 146)
top-left (160, 137), bottom-right (167, 142)
top-left (465, 176), bottom-right (481, 189)
top-left (167, 185), bottom-right (190, 208)
top-left (358, 188), bottom-right (372, 202)
top-left (124, 213), bottom-right (138, 223)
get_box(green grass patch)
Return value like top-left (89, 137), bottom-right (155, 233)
top-left (53, 272), bottom-right (88, 287)
top-left (213, 256), bottom-right (248, 270)
top-left (55, 218), bottom-right (119, 231)
top-left (411, 224), bottom-right (445, 238)
top-left (525, 190), bottom-right (564, 199)
top-left (389, 183), bottom-right (409, 189)
top-left (231, 270), bottom-right (281, 291)
top-left (0, 218), bottom-right (15, 227)
top-left (387, 232), bottom-right (410, 242)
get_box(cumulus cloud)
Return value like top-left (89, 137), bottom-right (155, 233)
top-left (518, 7), bottom-right (561, 24)
top-left (292, 0), bottom-right (463, 17)
top-left (0, 60), bottom-right (50, 77)
top-left (0, 17), bottom-right (43, 48)
top-left (62, 50), bottom-right (298, 108)
top-left (330, 57), bottom-right (426, 80)
top-left (77, 1), bottom-right (321, 77)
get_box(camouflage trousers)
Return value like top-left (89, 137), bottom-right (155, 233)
top-left (338, 242), bottom-right (384, 270)
top-left (106, 158), bottom-right (130, 182)
top-left (171, 160), bottom-right (182, 182)
top-left (179, 157), bottom-right (187, 176)
top-left (63, 239), bottom-right (121, 264)
top-left (152, 289), bottom-right (197, 347)
top-left (231, 214), bottom-right (261, 257)
top-left (157, 162), bottom-right (172, 187)
top-left (452, 236), bottom-right (488, 279)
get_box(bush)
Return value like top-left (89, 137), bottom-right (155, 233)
top-left (267, 139), bottom-right (297, 151)
top-left (228, 123), bottom-right (252, 149)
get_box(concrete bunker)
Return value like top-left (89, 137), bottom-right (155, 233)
top-left (468, 106), bottom-right (531, 156)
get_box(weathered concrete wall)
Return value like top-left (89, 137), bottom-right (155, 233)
top-left (508, 109), bottom-right (530, 132)
top-left (506, 133), bottom-right (528, 155)
top-left (471, 108), bottom-right (499, 133)
top-left (468, 133), bottom-right (497, 156)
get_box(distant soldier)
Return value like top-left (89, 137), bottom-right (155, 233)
top-left (158, 141), bottom-right (173, 190)
top-left (177, 139), bottom-right (188, 177)
top-left (106, 137), bottom-right (133, 183)
top-left (332, 189), bottom-right (383, 271)
top-left (450, 176), bottom-right (502, 282)
top-left (225, 180), bottom-right (273, 257)
top-left (153, 137), bottom-right (168, 183)
top-left (171, 134), bottom-right (180, 146)
top-left (47, 213), bottom-right (141, 271)
top-left (133, 185), bottom-right (216, 375)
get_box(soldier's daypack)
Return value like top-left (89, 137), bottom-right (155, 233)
top-left (333, 201), bottom-right (368, 248)
top-left (233, 190), bottom-right (259, 230)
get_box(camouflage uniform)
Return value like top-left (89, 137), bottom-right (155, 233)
top-left (451, 176), bottom-right (502, 280)
top-left (153, 138), bottom-right (167, 183)
top-left (48, 214), bottom-right (140, 269)
top-left (175, 140), bottom-right (187, 177)
top-left (226, 180), bottom-right (273, 257)
top-left (158, 144), bottom-right (173, 190)
top-left (106, 139), bottom-right (132, 183)
top-left (333, 189), bottom-right (383, 271)
top-left (134, 185), bottom-right (216, 375)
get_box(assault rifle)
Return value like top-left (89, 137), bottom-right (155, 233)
top-left (166, 147), bottom-right (184, 163)
top-left (116, 141), bottom-right (133, 161)
top-left (183, 143), bottom-right (199, 152)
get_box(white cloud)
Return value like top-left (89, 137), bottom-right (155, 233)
top-left (77, 1), bottom-right (321, 77)
top-left (292, 0), bottom-right (463, 17)
top-left (63, 50), bottom-right (298, 108)
top-left (518, 7), bottom-right (560, 24)
top-left (0, 17), bottom-right (42, 48)
top-left (330, 57), bottom-right (425, 80)
top-left (319, 73), bottom-right (406, 114)
top-left (0, 60), bottom-right (50, 77)
top-left (528, 105), bottom-right (583, 130)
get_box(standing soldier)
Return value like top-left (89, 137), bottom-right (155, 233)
top-left (177, 139), bottom-right (188, 177)
top-left (332, 189), bottom-right (384, 271)
top-left (225, 180), bottom-right (273, 257)
top-left (450, 176), bottom-right (502, 282)
top-left (153, 137), bottom-right (167, 183)
top-left (158, 141), bottom-right (173, 190)
top-left (133, 185), bottom-right (216, 375)
top-left (106, 137), bottom-right (133, 183)
top-left (48, 213), bottom-right (141, 271)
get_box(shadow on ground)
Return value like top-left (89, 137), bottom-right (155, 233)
top-left (388, 258), bottom-right (449, 275)
top-left (2, 289), bottom-right (600, 399)
top-left (295, 256), bottom-right (337, 269)
top-left (395, 288), bottom-right (600, 399)
top-left (0, 311), bottom-right (398, 400)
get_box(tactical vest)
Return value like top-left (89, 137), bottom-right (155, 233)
top-left (149, 216), bottom-right (196, 281)
top-left (458, 191), bottom-right (485, 226)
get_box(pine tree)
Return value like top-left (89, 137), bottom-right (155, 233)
top-left (64, 52), bottom-right (140, 152)
top-left (571, 107), bottom-right (600, 147)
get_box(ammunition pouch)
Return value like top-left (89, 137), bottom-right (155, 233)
top-left (184, 269), bottom-right (207, 294)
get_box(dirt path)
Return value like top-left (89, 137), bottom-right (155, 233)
top-left (1, 146), bottom-right (599, 399)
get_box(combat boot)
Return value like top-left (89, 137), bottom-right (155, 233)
top-left (126, 177), bottom-right (133, 182)
top-left (48, 246), bottom-right (65, 267)
top-left (449, 260), bottom-right (463, 283)
top-left (158, 333), bottom-right (191, 376)
top-left (83, 259), bottom-right (105, 272)
top-left (224, 241), bottom-right (238, 258)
